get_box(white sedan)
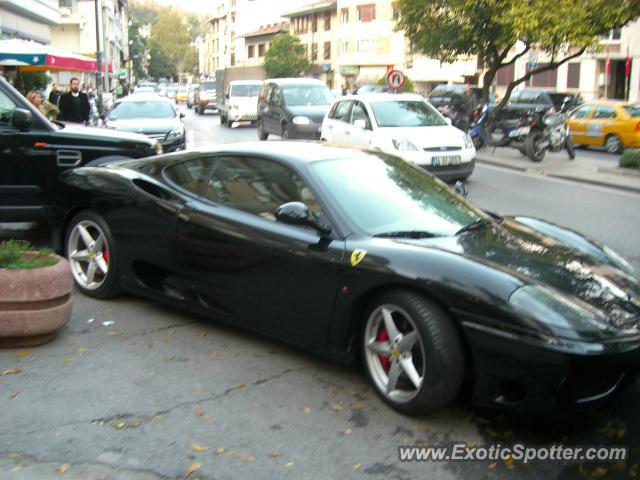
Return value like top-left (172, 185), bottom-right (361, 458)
top-left (320, 93), bottom-right (475, 181)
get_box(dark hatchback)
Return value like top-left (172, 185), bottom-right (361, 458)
top-left (51, 142), bottom-right (640, 415)
top-left (103, 94), bottom-right (186, 153)
top-left (257, 78), bottom-right (334, 140)
top-left (0, 75), bottom-right (160, 223)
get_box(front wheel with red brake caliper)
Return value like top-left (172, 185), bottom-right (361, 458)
top-left (362, 290), bottom-right (464, 415)
top-left (65, 210), bottom-right (120, 299)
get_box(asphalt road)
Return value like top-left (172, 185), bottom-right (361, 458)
top-left (1, 105), bottom-right (639, 480)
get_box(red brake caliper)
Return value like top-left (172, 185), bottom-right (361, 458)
top-left (377, 328), bottom-right (390, 370)
top-left (103, 249), bottom-right (110, 264)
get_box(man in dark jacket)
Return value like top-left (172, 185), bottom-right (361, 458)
top-left (58, 77), bottom-right (90, 124)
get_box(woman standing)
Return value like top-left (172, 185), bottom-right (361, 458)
top-left (26, 90), bottom-right (60, 120)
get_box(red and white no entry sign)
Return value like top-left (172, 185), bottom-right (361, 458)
top-left (386, 69), bottom-right (406, 90)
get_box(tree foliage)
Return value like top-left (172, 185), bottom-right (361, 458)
top-left (148, 10), bottom-right (198, 80)
top-left (264, 34), bottom-right (311, 78)
top-left (128, 18), bottom-right (147, 81)
top-left (376, 75), bottom-right (414, 92)
top-left (396, 0), bottom-right (640, 116)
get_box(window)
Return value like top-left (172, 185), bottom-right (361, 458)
top-left (311, 13), bottom-right (318, 33)
top-left (340, 41), bottom-right (349, 56)
top-left (329, 101), bottom-right (352, 121)
top-left (324, 41), bottom-right (331, 60)
top-left (311, 43), bottom-right (318, 61)
top-left (370, 100), bottom-right (446, 128)
top-left (496, 64), bottom-right (514, 86)
top-left (593, 105), bottom-right (616, 119)
top-left (392, 2), bottom-right (399, 20)
top-left (230, 53), bottom-right (235, 66)
top-left (340, 8), bottom-right (349, 23)
top-left (357, 39), bottom-right (374, 54)
top-left (247, 45), bottom-right (255, 58)
top-left (526, 63), bottom-right (558, 88)
top-left (205, 157), bottom-right (324, 223)
top-left (569, 105), bottom-right (593, 119)
top-left (357, 4), bottom-right (375, 22)
top-left (349, 102), bottom-right (371, 128)
top-left (567, 63), bottom-right (581, 89)
top-left (258, 43), bottom-right (265, 57)
top-left (0, 90), bottom-right (17, 128)
top-left (164, 158), bottom-right (215, 194)
top-left (324, 12), bottom-right (331, 30)
top-left (600, 28), bottom-right (622, 41)
top-left (270, 87), bottom-right (282, 106)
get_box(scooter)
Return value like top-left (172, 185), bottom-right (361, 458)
top-left (524, 110), bottom-right (575, 162)
top-left (469, 105), bottom-right (530, 152)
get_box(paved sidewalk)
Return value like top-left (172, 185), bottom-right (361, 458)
top-left (475, 147), bottom-right (640, 193)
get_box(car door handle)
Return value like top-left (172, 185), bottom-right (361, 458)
top-left (345, 131), bottom-right (350, 135)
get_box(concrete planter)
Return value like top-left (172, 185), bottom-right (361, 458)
top-left (0, 254), bottom-right (73, 347)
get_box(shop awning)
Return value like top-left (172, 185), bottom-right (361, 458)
top-left (0, 39), bottom-right (98, 72)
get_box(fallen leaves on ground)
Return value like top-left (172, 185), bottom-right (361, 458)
top-left (162, 355), bottom-right (175, 361)
top-left (199, 331), bottom-right (208, 338)
top-left (215, 448), bottom-right (225, 454)
top-left (194, 406), bottom-right (204, 417)
top-left (191, 444), bottom-right (209, 453)
top-left (15, 351), bottom-right (32, 358)
top-left (185, 463), bottom-right (201, 477)
top-left (77, 347), bottom-right (87, 353)
top-left (209, 352), bottom-right (219, 360)
top-left (344, 428), bottom-right (353, 435)
top-left (330, 404), bottom-right (343, 412)
top-left (228, 451), bottom-right (254, 463)
top-left (56, 464), bottom-right (70, 473)
top-left (285, 462), bottom-right (294, 468)
top-left (268, 451), bottom-right (283, 458)
top-left (418, 423), bottom-right (431, 432)
top-left (350, 401), bottom-right (367, 410)
top-left (9, 390), bottom-right (20, 398)
top-left (353, 463), bottom-right (362, 470)
top-left (299, 405), bottom-right (311, 413)
top-left (328, 386), bottom-right (339, 396)
top-left (233, 383), bottom-right (245, 390)
top-left (1, 367), bottom-right (22, 375)
top-left (105, 331), bottom-right (122, 337)
top-left (63, 357), bottom-right (74, 365)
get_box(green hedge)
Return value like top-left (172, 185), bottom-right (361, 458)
top-left (619, 149), bottom-right (640, 169)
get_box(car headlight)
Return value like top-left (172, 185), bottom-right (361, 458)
top-left (509, 284), bottom-right (614, 340)
top-left (166, 129), bottom-right (184, 142)
top-left (392, 139), bottom-right (419, 151)
top-left (464, 134), bottom-right (474, 149)
top-left (293, 116), bottom-right (311, 125)
top-left (154, 140), bottom-right (163, 155)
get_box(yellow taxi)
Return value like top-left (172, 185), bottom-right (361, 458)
top-left (175, 85), bottom-right (189, 103)
top-left (567, 101), bottom-right (640, 153)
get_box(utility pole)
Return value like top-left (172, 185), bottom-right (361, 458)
top-left (94, 0), bottom-right (104, 115)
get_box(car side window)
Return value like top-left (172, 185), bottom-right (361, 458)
top-left (0, 90), bottom-right (17, 129)
top-left (570, 105), bottom-right (593, 119)
top-left (205, 156), bottom-right (324, 224)
top-left (259, 84), bottom-right (272, 104)
top-left (592, 105), bottom-right (616, 119)
top-left (271, 87), bottom-right (282, 106)
top-left (163, 157), bottom-right (216, 194)
top-left (329, 101), bottom-right (352, 122)
top-left (349, 102), bottom-right (371, 128)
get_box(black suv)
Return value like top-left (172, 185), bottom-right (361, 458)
top-left (494, 89), bottom-right (582, 122)
top-left (0, 75), bottom-right (160, 222)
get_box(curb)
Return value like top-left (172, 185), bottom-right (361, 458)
top-left (476, 156), bottom-right (640, 194)
top-left (598, 166), bottom-right (640, 178)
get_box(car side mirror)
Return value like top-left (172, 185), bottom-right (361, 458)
top-left (275, 201), bottom-right (332, 235)
top-left (353, 119), bottom-right (367, 129)
top-left (444, 117), bottom-right (452, 125)
top-left (12, 108), bottom-right (33, 129)
top-left (453, 180), bottom-right (468, 198)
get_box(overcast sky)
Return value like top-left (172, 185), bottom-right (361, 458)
top-left (150, 0), bottom-right (312, 20)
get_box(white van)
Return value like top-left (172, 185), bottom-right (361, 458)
top-left (219, 80), bottom-right (263, 127)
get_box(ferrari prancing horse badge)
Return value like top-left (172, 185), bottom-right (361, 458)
top-left (350, 249), bottom-right (367, 267)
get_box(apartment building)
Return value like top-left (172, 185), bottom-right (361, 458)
top-left (494, 21), bottom-right (640, 102)
top-left (0, 0), bottom-right (60, 43)
top-left (241, 22), bottom-right (289, 68)
top-left (51, 0), bottom-right (129, 89)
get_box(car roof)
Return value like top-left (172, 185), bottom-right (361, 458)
top-left (581, 100), bottom-right (637, 107)
top-left (115, 93), bottom-right (171, 103)
top-left (336, 93), bottom-right (425, 103)
top-left (264, 78), bottom-right (327, 86)
top-left (229, 80), bottom-right (263, 85)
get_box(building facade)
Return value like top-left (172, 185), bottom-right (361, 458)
top-left (0, 0), bottom-right (61, 44)
top-left (241, 23), bottom-right (289, 67)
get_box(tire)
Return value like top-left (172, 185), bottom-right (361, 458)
top-left (257, 120), bottom-right (268, 140)
top-left (566, 138), bottom-right (576, 160)
top-left (361, 290), bottom-right (464, 415)
top-left (525, 130), bottom-right (546, 162)
top-left (604, 134), bottom-right (623, 154)
top-left (517, 147), bottom-right (527, 156)
top-left (220, 114), bottom-right (226, 125)
top-left (226, 118), bottom-right (233, 128)
top-left (65, 211), bottom-right (120, 299)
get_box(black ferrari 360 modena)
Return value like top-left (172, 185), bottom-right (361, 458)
top-left (50, 142), bottom-right (640, 415)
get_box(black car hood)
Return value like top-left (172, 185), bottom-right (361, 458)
top-left (104, 118), bottom-right (181, 134)
top-left (404, 219), bottom-right (640, 329)
top-left (60, 123), bottom-right (156, 146)
top-left (287, 105), bottom-right (331, 123)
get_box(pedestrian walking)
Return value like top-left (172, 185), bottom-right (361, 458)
top-left (58, 77), bottom-right (91, 124)
top-left (48, 83), bottom-right (62, 106)
top-left (26, 90), bottom-right (60, 120)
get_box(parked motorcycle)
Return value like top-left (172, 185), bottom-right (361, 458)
top-left (437, 105), bottom-right (471, 132)
top-left (470, 105), bottom-right (574, 162)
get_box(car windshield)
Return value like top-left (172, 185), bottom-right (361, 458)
top-left (282, 85), bottom-right (333, 106)
top-left (370, 100), bottom-right (447, 127)
top-left (429, 86), bottom-right (464, 98)
top-left (107, 101), bottom-right (175, 120)
top-left (230, 84), bottom-right (261, 97)
top-left (311, 153), bottom-right (487, 237)
top-left (202, 82), bottom-right (216, 91)
top-left (624, 105), bottom-right (640, 117)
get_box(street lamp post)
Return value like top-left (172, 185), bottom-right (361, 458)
top-left (94, 0), bottom-right (104, 115)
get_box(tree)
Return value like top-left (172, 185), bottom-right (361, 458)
top-left (148, 9), bottom-right (199, 80)
top-left (148, 44), bottom-right (176, 80)
top-left (376, 75), bottom-right (414, 92)
top-left (128, 18), bottom-right (148, 81)
top-left (396, 0), bottom-right (640, 118)
top-left (264, 34), bottom-right (311, 78)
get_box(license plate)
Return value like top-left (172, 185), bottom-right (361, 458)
top-left (509, 126), bottom-right (530, 137)
top-left (432, 155), bottom-right (462, 167)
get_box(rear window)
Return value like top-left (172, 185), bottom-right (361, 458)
top-left (429, 85), bottom-right (464, 98)
top-left (624, 105), bottom-right (640, 117)
top-left (230, 84), bottom-right (261, 97)
top-left (202, 82), bottom-right (216, 91)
